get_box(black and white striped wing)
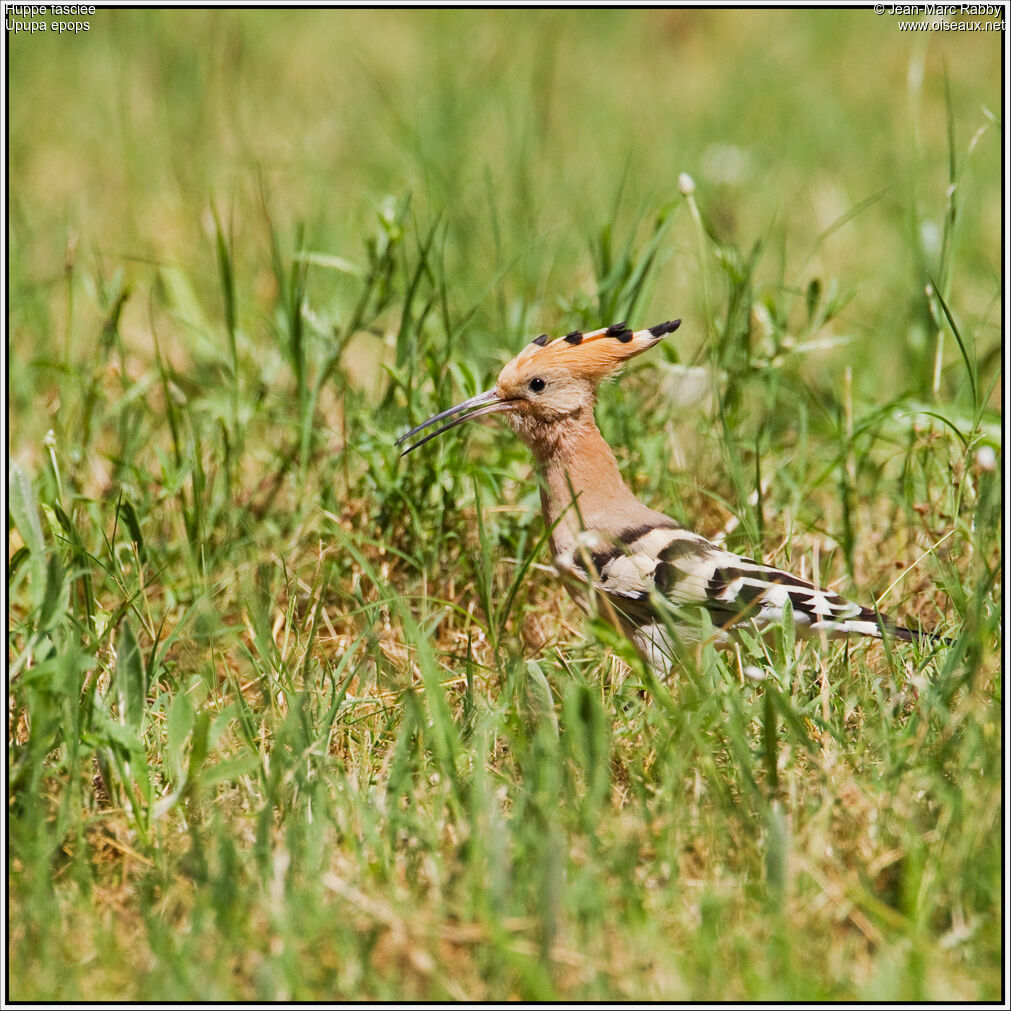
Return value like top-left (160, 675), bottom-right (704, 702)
top-left (562, 524), bottom-right (920, 644)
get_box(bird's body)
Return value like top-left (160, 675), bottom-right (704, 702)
top-left (399, 320), bottom-right (947, 674)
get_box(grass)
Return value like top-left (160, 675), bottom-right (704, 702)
top-left (8, 9), bottom-right (1003, 1002)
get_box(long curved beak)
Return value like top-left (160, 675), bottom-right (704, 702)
top-left (396, 388), bottom-right (515, 456)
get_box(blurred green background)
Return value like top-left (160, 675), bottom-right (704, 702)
top-left (10, 9), bottom-right (1001, 403)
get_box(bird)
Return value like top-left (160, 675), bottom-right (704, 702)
top-left (397, 320), bottom-right (950, 675)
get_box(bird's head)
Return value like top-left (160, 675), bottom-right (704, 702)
top-left (397, 319), bottom-right (681, 455)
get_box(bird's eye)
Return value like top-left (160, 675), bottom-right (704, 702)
top-left (529, 377), bottom-right (546, 393)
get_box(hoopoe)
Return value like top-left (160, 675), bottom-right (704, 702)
top-left (398, 321), bottom-right (949, 674)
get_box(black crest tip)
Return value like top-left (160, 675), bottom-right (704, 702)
top-left (563, 330), bottom-right (583, 345)
top-left (605, 321), bottom-right (629, 337)
top-left (530, 333), bottom-right (550, 347)
top-left (648, 319), bottom-right (682, 339)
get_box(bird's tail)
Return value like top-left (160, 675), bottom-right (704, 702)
top-left (843, 605), bottom-right (953, 648)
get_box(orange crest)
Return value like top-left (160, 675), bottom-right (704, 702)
top-left (500, 320), bottom-right (680, 385)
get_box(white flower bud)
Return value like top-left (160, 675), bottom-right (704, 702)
top-left (975, 445), bottom-right (996, 472)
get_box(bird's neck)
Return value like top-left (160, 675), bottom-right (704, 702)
top-left (522, 408), bottom-right (660, 555)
